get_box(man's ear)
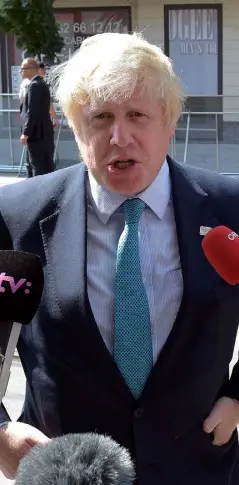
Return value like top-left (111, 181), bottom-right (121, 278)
top-left (169, 125), bottom-right (176, 138)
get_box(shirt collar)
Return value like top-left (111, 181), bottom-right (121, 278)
top-left (87, 160), bottom-right (171, 224)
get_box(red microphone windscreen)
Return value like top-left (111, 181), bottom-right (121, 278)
top-left (202, 226), bottom-right (239, 285)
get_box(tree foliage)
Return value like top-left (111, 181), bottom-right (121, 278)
top-left (0, 0), bottom-right (64, 61)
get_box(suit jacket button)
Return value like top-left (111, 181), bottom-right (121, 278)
top-left (134, 407), bottom-right (144, 418)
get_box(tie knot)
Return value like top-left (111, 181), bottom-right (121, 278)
top-left (123, 198), bottom-right (145, 225)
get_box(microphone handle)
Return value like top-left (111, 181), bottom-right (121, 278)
top-left (0, 321), bottom-right (22, 405)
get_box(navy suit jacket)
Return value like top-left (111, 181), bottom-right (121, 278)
top-left (21, 75), bottom-right (53, 143)
top-left (0, 156), bottom-right (239, 485)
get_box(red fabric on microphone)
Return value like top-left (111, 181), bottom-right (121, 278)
top-left (202, 226), bottom-right (239, 285)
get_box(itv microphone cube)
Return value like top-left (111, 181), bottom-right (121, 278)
top-left (0, 250), bottom-right (44, 324)
top-left (202, 225), bottom-right (239, 285)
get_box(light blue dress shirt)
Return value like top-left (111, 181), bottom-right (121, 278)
top-left (87, 160), bottom-right (183, 363)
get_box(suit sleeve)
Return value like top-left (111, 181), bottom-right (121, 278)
top-left (223, 362), bottom-right (239, 401)
top-left (23, 82), bottom-right (42, 138)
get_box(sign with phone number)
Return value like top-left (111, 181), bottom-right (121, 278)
top-left (57, 13), bottom-right (129, 61)
top-left (58, 19), bottom-right (128, 35)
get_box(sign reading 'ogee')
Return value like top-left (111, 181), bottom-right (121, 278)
top-left (168, 8), bottom-right (219, 96)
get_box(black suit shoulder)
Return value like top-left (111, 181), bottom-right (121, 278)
top-left (27, 76), bottom-right (44, 94)
top-left (31, 76), bottom-right (45, 86)
top-left (0, 164), bottom-right (85, 245)
top-left (168, 157), bottom-right (239, 229)
top-left (169, 156), bottom-right (239, 202)
top-left (28, 77), bottom-right (49, 100)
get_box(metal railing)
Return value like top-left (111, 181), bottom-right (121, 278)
top-left (170, 110), bottom-right (239, 175)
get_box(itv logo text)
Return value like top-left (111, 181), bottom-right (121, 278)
top-left (0, 273), bottom-right (32, 294)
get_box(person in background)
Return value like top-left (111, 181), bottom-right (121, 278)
top-left (19, 58), bottom-right (55, 176)
top-left (38, 61), bottom-right (59, 129)
top-left (19, 76), bottom-right (32, 177)
top-left (37, 61), bottom-right (47, 79)
top-left (0, 33), bottom-right (239, 485)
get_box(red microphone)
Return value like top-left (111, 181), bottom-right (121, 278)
top-left (202, 226), bottom-right (239, 285)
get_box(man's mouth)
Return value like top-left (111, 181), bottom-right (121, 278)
top-left (110, 159), bottom-right (135, 169)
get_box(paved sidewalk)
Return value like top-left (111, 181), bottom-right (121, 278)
top-left (0, 175), bottom-right (25, 187)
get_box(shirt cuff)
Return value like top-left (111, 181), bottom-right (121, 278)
top-left (0, 421), bottom-right (9, 428)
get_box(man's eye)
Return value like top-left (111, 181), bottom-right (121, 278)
top-left (130, 112), bottom-right (145, 118)
top-left (94, 113), bottom-right (110, 119)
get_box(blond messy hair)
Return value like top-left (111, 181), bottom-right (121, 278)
top-left (54, 32), bottom-right (184, 129)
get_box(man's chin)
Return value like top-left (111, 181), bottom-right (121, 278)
top-left (89, 166), bottom-right (150, 196)
top-left (103, 177), bottom-right (149, 197)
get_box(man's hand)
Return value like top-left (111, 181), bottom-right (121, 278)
top-left (0, 422), bottom-right (50, 479)
top-left (203, 397), bottom-right (239, 445)
top-left (20, 134), bottom-right (28, 146)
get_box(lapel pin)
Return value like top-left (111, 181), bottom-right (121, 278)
top-left (200, 226), bottom-right (212, 236)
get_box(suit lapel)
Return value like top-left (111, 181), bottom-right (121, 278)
top-left (168, 157), bottom-right (220, 299)
top-left (40, 166), bottom-right (87, 326)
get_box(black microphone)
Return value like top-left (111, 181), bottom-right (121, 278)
top-left (15, 432), bottom-right (135, 485)
top-left (0, 250), bottom-right (44, 404)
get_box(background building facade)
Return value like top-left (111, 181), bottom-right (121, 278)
top-left (0, 0), bottom-right (238, 173)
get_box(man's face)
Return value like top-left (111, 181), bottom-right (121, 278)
top-left (38, 67), bottom-right (46, 77)
top-left (73, 91), bottom-right (175, 196)
top-left (20, 61), bottom-right (32, 80)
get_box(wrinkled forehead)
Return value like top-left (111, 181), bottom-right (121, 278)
top-left (76, 89), bottom-right (158, 117)
top-left (92, 93), bottom-right (156, 111)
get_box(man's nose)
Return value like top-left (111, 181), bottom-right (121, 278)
top-left (110, 122), bottom-right (133, 147)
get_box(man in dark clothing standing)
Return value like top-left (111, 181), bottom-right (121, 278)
top-left (20, 58), bottom-right (55, 177)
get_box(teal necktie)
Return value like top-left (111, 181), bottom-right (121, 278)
top-left (114, 198), bottom-right (153, 399)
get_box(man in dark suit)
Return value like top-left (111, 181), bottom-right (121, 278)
top-left (0, 33), bottom-right (239, 485)
top-left (20, 58), bottom-right (54, 177)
